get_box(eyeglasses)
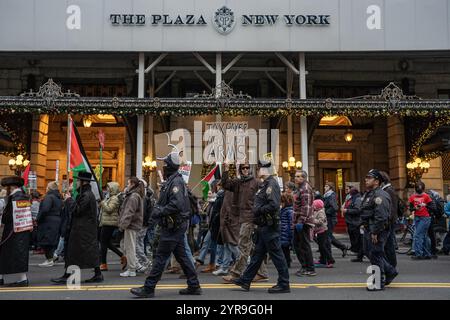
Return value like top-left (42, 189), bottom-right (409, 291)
top-left (294, 175), bottom-right (302, 178)
top-left (241, 167), bottom-right (250, 170)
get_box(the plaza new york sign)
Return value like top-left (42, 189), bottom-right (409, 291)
top-left (110, 6), bottom-right (330, 34)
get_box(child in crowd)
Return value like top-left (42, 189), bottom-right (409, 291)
top-left (312, 199), bottom-right (334, 268)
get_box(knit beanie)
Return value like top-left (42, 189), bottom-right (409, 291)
top-left (313, 199), bottom-right (324, 210)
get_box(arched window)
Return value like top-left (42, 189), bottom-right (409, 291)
top-left (319, 116), bottom-right (352, 127)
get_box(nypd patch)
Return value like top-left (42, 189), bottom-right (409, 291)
top-left (172, 186), bottom-right (179, 194)
top-left (374, 197), bottom-right (383, 205)
top-left (266, 187), bottom-right (272, 195)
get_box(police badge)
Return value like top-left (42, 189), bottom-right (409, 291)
top-left (374, 197), bottom-right (383, 205)
top-left (173, 186), bottom-right (179, 194)
top-left (213, 6), bottom-right (236, 34)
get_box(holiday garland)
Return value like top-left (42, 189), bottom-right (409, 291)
top-left (409, 115), bottom-right (450, 161)
top-left (0, 122), bottom-right (27, 158)
top-left (0, 96), bottom-right (449, 117)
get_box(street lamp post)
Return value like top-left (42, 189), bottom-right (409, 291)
top-left (406, 157), bottom-right (430, 182)
top-left (9, 154), bottom-right (30, 176)
top-left (282, 156), bottom-right (302, 180)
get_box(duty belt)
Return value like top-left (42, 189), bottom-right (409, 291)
top-left (162, 214), bottom-right (183, 230)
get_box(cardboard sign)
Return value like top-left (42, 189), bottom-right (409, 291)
top-left (179, 161), bottom-right (192, 184)
top-left (277, 177), bottom-right (284, 192)
top-left (12, 200), bottom-right (33, 233)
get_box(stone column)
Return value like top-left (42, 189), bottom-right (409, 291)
top-left (387, 116), bottom-right (407, 198)
top-left (30, 114), bottom-right (49, 193)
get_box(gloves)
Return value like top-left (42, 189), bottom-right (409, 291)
top-left (295, 223), bottom-right (304, 232)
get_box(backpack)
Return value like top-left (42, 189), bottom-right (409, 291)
top-left (397, 198), bottom-right (407, 218)
top-left (187, 189), bottom-right (200, 217)
top-left (117, 192), bottom-right (125, 211)
top-left (427, 191), bottom-right (444, 219)
top-left (143, 194), bottom-right (155, 227)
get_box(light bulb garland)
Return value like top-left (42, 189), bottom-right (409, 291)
top-left (0, 121), bottom-right (27, 158)
top-left (409, 115), bottom-right (450, 161)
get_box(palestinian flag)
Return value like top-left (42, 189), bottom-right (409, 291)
top-left (201, 164), bottom-right (221, 200)
top-left (22, 163), bottom-right (30, 187)
top-left (68, 117), bottom-right (102, 200)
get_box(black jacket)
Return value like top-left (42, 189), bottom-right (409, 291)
top-left (60, 197), bottom-right (75, 239)
top-left (324, 191), bottom-right (339, 220)
top-left (344, 193), bottom-right (362, 228)
top-left (66, 184), bottom-right (99, 269)
top-left (253, 176), bottom-right (281, 240)
top-left (360, 187), bottom-right (391, 235)
top-left (210, 189), bottom-right (224, 242)
top-left (0, 189), bottom-right (31, 275)
top-left (382, 183), bottom-right (398, 225)
top-left (152, 172), bottom-right (190, 239)
top-left (37, 189), bottom-right (63, 247)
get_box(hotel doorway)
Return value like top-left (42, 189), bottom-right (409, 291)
top-left (318, 151), bottom-right (356, 232)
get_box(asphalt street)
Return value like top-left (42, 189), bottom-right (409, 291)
top-left (0, 236), bottom-right (449, 300)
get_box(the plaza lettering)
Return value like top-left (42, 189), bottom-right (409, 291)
top-left (110, 14), bottom-right (207, 26)
top-left (110, 13), bottom-right (330, 27)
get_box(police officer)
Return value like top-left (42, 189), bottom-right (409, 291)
top-left (130, 150), bottom-right (201, 298)
top-left (361, 169), bottom-right (398, 291)
top-left (231, 160), bottom-right (290, 294)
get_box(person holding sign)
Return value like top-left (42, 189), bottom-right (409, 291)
top-left (0, 176), bottom-right (32, 287)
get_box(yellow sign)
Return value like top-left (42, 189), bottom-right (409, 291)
top-left (337, 169), bottom-right (343, 189)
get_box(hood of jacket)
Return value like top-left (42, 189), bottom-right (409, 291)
top-left (107, 182), bottom-right (120, 196)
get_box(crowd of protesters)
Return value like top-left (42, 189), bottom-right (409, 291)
top-left (0, 164), bottom-right (449, 288)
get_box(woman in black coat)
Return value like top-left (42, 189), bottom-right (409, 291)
top-left (51, 172), bottom-right (103, 284)
top-left (0, 176), bottom-right (31, 287)
top-left (37, 181), bottom-right (63, 267)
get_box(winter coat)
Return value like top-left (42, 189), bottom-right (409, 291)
top-left (219, 189), bottom-right (240, 246)
top-left (60, 197), bottom-right (75, 239)
top-left (0, 189), bottom-right (31, 275)
top-left (344, 193), bottom-right (362, 228)
top-left (99, 182), bottom-right (121, 227)
top-left (210, 189), bottom-right (224, 243)
top-left (382, 183), bottom-right (398, 225)
top-left (221, 171), bottom-right (259, 224)
top-left (119, 186), bottom-right (143, 231)
top-left (0, 198), bottom-right (6, 217)
top-left (293, 181), bottom-right (315, 226)
top-left (252, 176), bottom-right (281, 240)
top-left (36, 189), bottom-right (63, 247)
top-left (66, 184), bottom-right (99, 269)
top-left (324, 190), bottom-right (339, 222)
top-left (313, 207), bottom-right (328, 234)
top-left (280, 205), bottom-right (293, 247)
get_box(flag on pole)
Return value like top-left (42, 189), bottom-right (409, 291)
top-left (21, 162), bottom-right (31, 193)
top-left (201, 164), bottom-right (221, 200)
top-left (22, 163), bottom-right (31, 187)
top-left (68, 117), bottom-right (102, 200)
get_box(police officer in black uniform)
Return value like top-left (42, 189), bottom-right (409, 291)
top-left (130, 151), bottom-right (201, 298)
top-left (232, 160), bottom-right (290, 294)
top-left (360, 169), bottom-right (398, 291)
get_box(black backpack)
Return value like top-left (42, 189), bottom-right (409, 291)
top-left (187, 189), bottom-right (200, 217)
top-left (143, 194), bottom-right (155, 227)
top-left (397, 198), bottom-right (407, 218)
top-left (427, 191), bottom-right (444, 219)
